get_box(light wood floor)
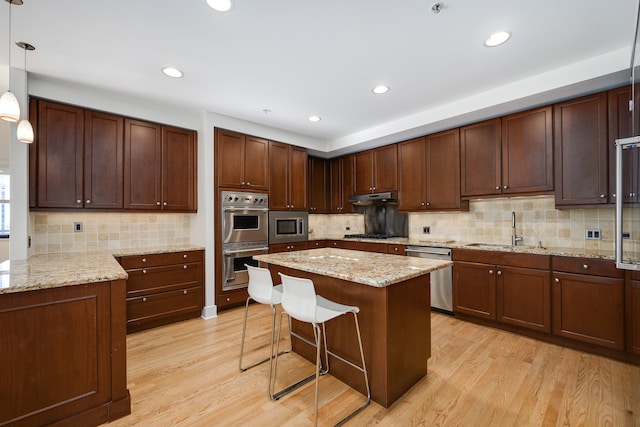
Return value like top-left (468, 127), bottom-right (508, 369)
top-left (109, 305), bottom-right (640, 427)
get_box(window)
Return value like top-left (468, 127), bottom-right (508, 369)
top-left (0, 173), bottom-right (9, 238)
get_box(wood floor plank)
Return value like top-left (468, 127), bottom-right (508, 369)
top-left (108, 305), bottom-right (640, 427)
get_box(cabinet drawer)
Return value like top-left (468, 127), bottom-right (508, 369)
top-left (217, 288), bottom-right (249, 307)
top-left (387, 244), bottom-right (406, 255)
top-left (453, 248), bottom-right (550, 269)
top-left (551, 256), bottom-right (623, 278)
top-left (126, 262), bottom-right (203, 296)
top-left (119, 250), bottom-right (203, 269)
top-left (127, 286), bottom-right (203, 325)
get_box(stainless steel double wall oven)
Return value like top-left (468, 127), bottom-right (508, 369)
top-left (221, 191), bottom-right (269, 291)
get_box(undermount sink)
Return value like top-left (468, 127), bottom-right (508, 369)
top-left (465, 243), bottom-right (511, 249)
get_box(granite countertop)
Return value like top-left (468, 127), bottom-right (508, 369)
top-left (0, 244), bottom-right (205, 295)
top-left (254, 247), bottom-right (452, 288)
top-left (314, 236), bottom-right (623, 261)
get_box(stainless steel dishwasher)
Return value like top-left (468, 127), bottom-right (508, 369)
top-left (405, 246), bottom-right (453, 314)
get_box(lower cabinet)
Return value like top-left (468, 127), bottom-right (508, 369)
top-left (630, 273), bottom-right (640, 354)
top-left (118, 250), bottom-right (204, 333)
top-left (552, 257), bottom-right (625, 350)
top-left (453, 249), bottom-right (551, 332)
top-left (269, 241), bottom-right (308, 253)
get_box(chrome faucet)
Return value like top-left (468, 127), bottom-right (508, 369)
top-left (512, 211), bottom-right (523, 246)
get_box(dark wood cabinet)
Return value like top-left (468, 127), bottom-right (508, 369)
top-left (608, 86), bottom-right (638, 203)
top-left (329, 155), bottom-right (353, 213)
top-left (35, 100), bottom-right (85, 208)
top-left (0, 280), bottom-right (130, 426)
top-left (460, 118), bottom-right (502, 197)
top-left (124, 120), bottom-right (197, 212)
top-left (353, 145), bottom-right (397, 195)
top-left (308, 240), bottom-right (328, 249)
top-left (453, 249), bottom-right (551, 332)
top-left (84, 110), bottom-right (124, 209)
top-left (501, 106), bottom-right (553, 194)
top-left (308, 156), bottom-right (329, 213)
top-left (216, 129), bottom-right (269, 190)
top-left (119, 250), bottom-right (204, 334)
top-left (269, 241), bottom-right (309, 253)
top-left (629, 272), bottom-right (640, 355)
top-left (387, 244), bottom-right (406, 255)
top-left (554, 93), bottom-right (608, 206)
top-left (269, 141), bottom-right (308, 210)
top-left (552, 256), bottom-right (625, 350)
top-left (398, 129), bottom-right (466, 211)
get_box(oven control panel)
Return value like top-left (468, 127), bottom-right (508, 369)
top-left (222, 191), bottom-right (268, 207)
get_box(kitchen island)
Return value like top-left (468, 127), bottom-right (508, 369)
top-left (254, 248), bottom-right (452, 407)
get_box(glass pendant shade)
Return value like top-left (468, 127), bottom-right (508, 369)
top-left (17, 118), bottom-right (33, 143)
top-left (0, 90), bottom-right (20, 122)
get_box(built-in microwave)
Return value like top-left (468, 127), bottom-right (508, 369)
top-left (268, 211), bottom-right (309, 244)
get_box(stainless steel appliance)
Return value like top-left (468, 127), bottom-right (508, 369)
top-left (268, 211), bottom-right (308, 244)
top-left (406, 246), bottom-right (453, 314)
top-left (221, 191), bottom-right (269, 291)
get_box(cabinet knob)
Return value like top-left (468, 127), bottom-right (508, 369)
top-left (582, 264), bottom-right (589, 270)
top-left (503, 185), bottom-right (508, 190)
top-left (394, 247), bottom-right (398, 251)
top-left (421, 202), bottom-right (425, 206)
top-left (241, 181), bottom-right (245, 185)
top-left (613, 193), bottom-right (616, 198)
top-left (489, 269), bottom-right (494, 274)
top-left (183, 254), bottom-right (188, 259)
top-left (497, 270), bottom-right (502, 276)
top-left (246, 182), bottom-right (250, 185)
top-left (142, 258), bottom-right (147, 263)
top-left (183, 290), bottom-right (187, 294)
top-left (163, 201), bottom-right (168, 206)
top-left (142, 297), bottom-right (147, 302)
top-left (555, 278), bottom-right (560, 283)
top-left (183, 265), bottom-right (187, 269)
top-left (156, 201), bottom-right (161, 206)
top-left (142, 269), bottom-right (147, 274)
top-left (600, 194), bottom-right (606, 198)
top-left (86, 199), bottom-right (91, 204)
top-left (369, 187), bottom-right (372, 191)
top-left (495, 186), bottom-right (500, 190)
top-left (426, 202), bottom-right (430, 206)
top-left (76, 199), bottom-right (82, 204)
top-left (226, 297), bottom-right (230, 302)
top-left (372, 187), bottom-right (376, 191)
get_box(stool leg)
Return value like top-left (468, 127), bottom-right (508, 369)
top-left (313, 323), bottom-right (322, 427)
top-left (239, 297), bottom-right (277, 372)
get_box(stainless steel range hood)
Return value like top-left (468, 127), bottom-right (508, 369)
top-left (348, 191), bottom-right (398, 205)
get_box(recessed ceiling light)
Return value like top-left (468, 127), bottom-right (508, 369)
top-left (484, 31), bottom-right (511, 47)
top-left (206, 0), bottom-right (234, 12)
top-left (162, 67), bottom-right (184, 78)
top-left (372, 85), bottom-right (390, 94)
top-left (308, 115), bottom-right (321, 122)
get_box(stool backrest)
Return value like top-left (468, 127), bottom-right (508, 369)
top-left (245, 264), bottom-right (275, 304)
top-left (279, 273), bottom-right (317, 323)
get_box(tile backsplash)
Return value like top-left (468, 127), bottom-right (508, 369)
top-left (310, 195), bottom-right (639, 251)
top-left (32, 212), bottom-right (191, 254)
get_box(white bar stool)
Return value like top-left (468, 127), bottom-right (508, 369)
top-left (272, 273), bottom-right (371, 426)
top-left (239, 264), bottom-right (291, 397)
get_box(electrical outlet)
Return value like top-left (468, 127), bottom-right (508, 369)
top-left (623, 232), bottom-right (631, 239)
top-left (346, 226), bottom-right (351, 231)
top-left (423, 226), bottom-right (430, 234)
top-left (74, 222), bottom-right (83, 233)
top-left (585, 229), bottom-right (601, 240)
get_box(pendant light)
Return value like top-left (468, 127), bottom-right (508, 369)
top-left (16, 41), bottom-right (34, 144)
top-left (0, 0), bottom-right (23, 123)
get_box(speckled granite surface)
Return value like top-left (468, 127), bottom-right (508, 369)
top-left (254, 248), bottom-right (452, 287)
top-left (0, 245), bottom-right (204, 295)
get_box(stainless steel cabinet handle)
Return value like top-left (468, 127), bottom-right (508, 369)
top-left (582, 264), bottom-right (589, 269)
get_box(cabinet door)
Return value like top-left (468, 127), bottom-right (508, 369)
top-left (630, 279), bottom-right (640, 355)
top-left (162, 126), bottom-right (196, 211)
top-left (554, 93), bottom-right (608, 206)
top-left (552, 272), bottom-right (624, 350)
top-left (84, 110), bottom-right (123, 209)
top-left (244, 136), bottom-right (269, 190)
top-left (216, 129), bottom-right (245, 188)
top-left (353, 150), bottom-right (374, 194)
top-left (308, 156), bottom-right (328, 213)
top-left (341, 154), bottom-right (353, 212)
top-left (460, 118), bottom-right (502, 197)
top-left (426, 129), bottom-right (463, 210)
top-left (373, 144), bottom-right (398, 192)
top-left (124, 119), bottom-right (162, 210)
top-left (288, 146), bottom-right (308, 210)
top-left (329, 157), bottom-right (343, 212)
top-left (501, 106), bottom-right (553, 194)
top-left (398, 137), bottom-right (426, 210)
top-left (497, 266), bottom-right (551, 332)
top-left (268, 141), bottom-right (290, 210)
top-left (28, 98), bottom-right (38, 208)
top-left (453, 261), bottom-right (496, 320)
top-left (36, 101), bottom-right (84, 208)
top-left (608, 86), bottom-right (637, 203)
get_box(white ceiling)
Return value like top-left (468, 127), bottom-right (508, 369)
top-left (0, 0), bottom-right (638, 155)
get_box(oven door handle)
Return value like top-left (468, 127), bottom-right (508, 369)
top-left (223, 247), bottom-right (269, 255)
top-left (224, 207), bottom-right (269, 212)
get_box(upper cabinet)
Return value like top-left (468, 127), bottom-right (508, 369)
top-left (216, 129), bottom-right (269, 191)
top-left (398, 129), bottom-right (467, 211)
top-left (608, 86), bottom-right (638, 204)
top-left (461, 108), bottom-right (553, 198)
top-left (329, 155), bottom-right (353, 214)
top-left (123, 119), bottom-right (197, 212)
top-left (33, 100), bottom-right (124, 209)
top-left (269, 141), bottom-right (308, 211)
top-left (554, 93), bottom-right (608, 207)
top-left (353, 144), bottom-right (398, 195)
top-left (308, 156), bottom-right (329, 213)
